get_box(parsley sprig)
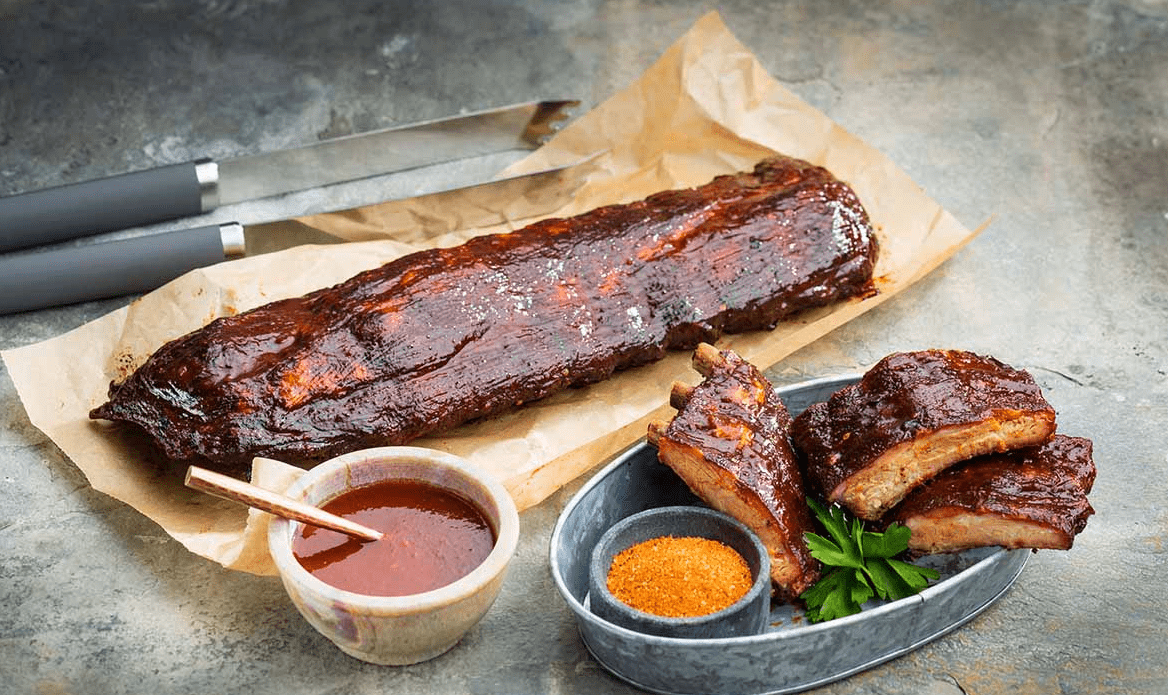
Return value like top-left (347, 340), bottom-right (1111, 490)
top-left (800, 498), bottom-right (940, 623)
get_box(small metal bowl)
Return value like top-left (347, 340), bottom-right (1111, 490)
top-left (587, 505), bottom-right (771, 639)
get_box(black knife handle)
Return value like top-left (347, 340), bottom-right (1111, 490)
top-left (0, 159), bottom-right (218, 253)
top-left (0, 223), bottom-right (241, 315)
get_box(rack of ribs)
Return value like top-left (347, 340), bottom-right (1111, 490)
top-left (791, 350), bottom-right (1057, 521)
top-left (647, 343), bottom-right (821, 599)
top-left (89, 155), bottom-right (879, 472)
top-left (887, 435), bottom-right (1095, 553)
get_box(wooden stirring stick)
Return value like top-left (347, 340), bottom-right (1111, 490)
top-left (185, 466), bottom-right (384, 542)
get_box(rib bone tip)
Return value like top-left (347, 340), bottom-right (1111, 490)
top-left (669, 381), bottom-right (695, 409)
top-left (647, 421), bottom-right (667, 444)
top-left (692, 342), bottom-right (723, 375)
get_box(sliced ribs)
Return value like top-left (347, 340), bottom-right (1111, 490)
top-left (647, 343), bottom-right (821, 599)
top-left (887, 434), bottom-right (1095, 553)
top-left (791, 350), bottom-right (1057, 521)
top-left (90, 156), bottom-right (878, 472)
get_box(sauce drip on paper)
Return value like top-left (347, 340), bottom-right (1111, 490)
top-left (293, 479), bottom-right (495, 597)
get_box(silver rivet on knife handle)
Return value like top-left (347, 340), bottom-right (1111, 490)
top-left (219, 222), bottom-right (246, 258)
top-left (195, 158), bottom-right (220, 213)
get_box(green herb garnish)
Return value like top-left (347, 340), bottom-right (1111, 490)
top-left (799, 498), bottom-right (940, 623)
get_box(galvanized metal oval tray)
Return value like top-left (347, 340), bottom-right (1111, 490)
top-left (549, 374), bottom-right (1029, 695)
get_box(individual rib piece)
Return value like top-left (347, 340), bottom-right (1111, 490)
top-left (91, 155), bottom-right (878, 472)
top-left (791, 350), bottom-right (1057, 521)
top-left (647, 343), bottom-right (821, 599)
top-left (887, 435), bottom-right (1095, 553)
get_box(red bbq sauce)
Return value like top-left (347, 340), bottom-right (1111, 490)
top-left (292, 479), bottom-right (496, 597)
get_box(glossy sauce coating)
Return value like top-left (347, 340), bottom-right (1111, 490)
top-left (888, 434), bottom-right (1095, 538)
top-left (649, 344), bottom-right (821, 598)
top-left (293, 480), bottom-right (495, 597)
top-left (792, 350), bottom-right (1057, 502)
top-left (91, 156), bottom-right (878, 471)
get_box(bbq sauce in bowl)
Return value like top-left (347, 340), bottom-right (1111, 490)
top-left (268, 446), bottom-right (520, 666)
top-left (292, 479), bottom-right (496, 597)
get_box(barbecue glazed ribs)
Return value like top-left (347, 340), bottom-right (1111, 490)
top-left (791, 350), bottom-right (1056, 521)
top-left (647, 344), bottom-right (821, 598)
top-left (90, 155), bottom-right (878, 471)
top-left (887, 435), bottom-right (1095, 553)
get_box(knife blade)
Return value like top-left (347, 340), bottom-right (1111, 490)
top-left (0, 99), bottom-right (578, 254)
top-left (0, 155), bottom-right (597, 315)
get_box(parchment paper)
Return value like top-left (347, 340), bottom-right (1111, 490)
top-left (3, 12), bottom-right (985, 576)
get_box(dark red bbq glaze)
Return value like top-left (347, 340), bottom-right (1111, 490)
top-left (293, 479), bottom-right (496, 597)
top-left (791, 350), bottom-right (1056, 501)
top-left (887, 434), bottom-right (1096, 544)
top-left (90, 156), bottom-right (878, 471)
top-left (659, 347), bottom-right (821, 597)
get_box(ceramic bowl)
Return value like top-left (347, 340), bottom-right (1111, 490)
top-left (268, 446), bottom-right (520, 666)
top-left (587, 505), bottom-right (771, 639)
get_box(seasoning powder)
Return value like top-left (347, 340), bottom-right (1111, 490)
top-left (606, 535), bottom-right (753, 618)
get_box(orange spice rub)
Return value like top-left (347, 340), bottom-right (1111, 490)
top-left (606, 536), bottom-right (753, 618)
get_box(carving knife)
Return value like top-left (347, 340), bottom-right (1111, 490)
top-left (0, 99), bottom-right (577, 253)
top-left (0, 155), bottom-right (597, 315)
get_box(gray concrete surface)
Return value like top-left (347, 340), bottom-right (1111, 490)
top-left (1, 1), bottom-right (1166, 693)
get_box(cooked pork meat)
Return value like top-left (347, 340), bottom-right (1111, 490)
top-left (791, 350), bottom-right (1057, 521)
top-left (887, 434), bottom-right (1095, 553)
top-left (647, 343), bottom-right (821, 599)
top-left (90, 156), bottom-right (878, 472)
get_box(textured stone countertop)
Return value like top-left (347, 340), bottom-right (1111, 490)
top-left (1, 2), bottom-right (1165, 693)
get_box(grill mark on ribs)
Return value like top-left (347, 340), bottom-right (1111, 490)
top-left (90, 156), bottom-right (878, 471)
top-left (887, 435), bottom-right (1095, 553)
top-left (791, 350), bottom-right (1057, 521)
top-left (648, 344), bottom-right (821, 599)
